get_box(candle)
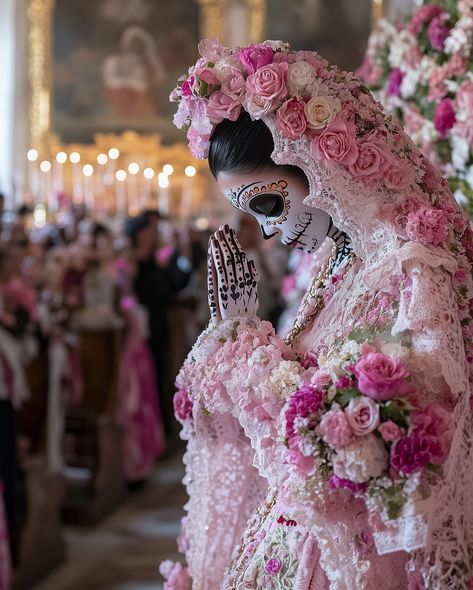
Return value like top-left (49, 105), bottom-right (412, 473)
top-left (157, 172), bottom-right (169, 216)
top-left (70, 151), bottom-right (82, 203)
top-left (82, 164), bottom-right (95, 211)
top-left (182, 165), bottom-right (196, 218)
top-left (142, 167), bottom-right (154, 208)
top-left (128, 162), bottom-right (139, 210)
top-left (27, 149), bottom-right (39, 201)
top-left (39, 160), bottom-right (52, 210)
top-left (115, 169), bottom-right (127, 215)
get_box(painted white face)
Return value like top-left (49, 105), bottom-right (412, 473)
top-left (218, 170), bottom-right (331, 254)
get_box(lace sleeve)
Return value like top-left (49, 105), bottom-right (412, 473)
top-left (173, 317), bottom-right (292, 589)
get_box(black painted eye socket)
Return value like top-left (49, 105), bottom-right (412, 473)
top-left (248, 194), bottom-right (285, 218)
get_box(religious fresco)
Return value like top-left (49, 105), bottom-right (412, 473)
top-left (266, 0), bottom-right (372, 71)
top-left (52, 0), bottom-right (199, 144)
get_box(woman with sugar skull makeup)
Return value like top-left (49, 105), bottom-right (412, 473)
top-left (160, 39), bottom-right (473, 589)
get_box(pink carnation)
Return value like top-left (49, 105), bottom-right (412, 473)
top-left (456, 80), bottom-right (473, 113)
top-left (173, 389), bottom-right (193, 422)
top-left (378, 420), bottom-right (404, 442)
top-left (386, 69), bottom-right (404, 98)
top-left (349, 135), bottom-right (392, 180)
top-left (285, 385), bottom-right (324, 439)
top-left (354, 352), bottom-right (409, 401)
top-left (405, 206), bottom-right (449, 246)
top-left (410, 404), bottom-right (453, 462)
top-left (276, 97), bottom-right (307, 140)
top-left (186, 128), bottom-right (211, 159)
top-left (239, 43), bottom-right (274, 74)
top-left (311, 117), bottom-right (359, 166)
top-left (434, 99), bottom-right (456, 137)
top-left (328, 474), bottom-right (368, 492)
top-left (207, 90), bottom-right (241, 125)
top-left (320, 407), bottom-right (353, 448)
top-left (428, 15), bottom-right (449, 51)
top-left (390, 432), bottom-right (443, 475)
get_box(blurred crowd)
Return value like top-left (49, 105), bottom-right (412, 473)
top-left (0, 194), bottom-right (306, 588)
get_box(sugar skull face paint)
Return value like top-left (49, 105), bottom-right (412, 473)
top-left (218, 170), bottom-right (331, 254)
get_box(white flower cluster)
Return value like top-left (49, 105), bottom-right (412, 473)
top-left (332, 434), bottom-right (389, 483)
top-left (268, 360), bottom-right (302, 398)
top-left (388, 30), bottom-right (417, 69)
top-left (445, 16), bottom-right (473, 57)
top-left (318, 340), bottom-right (359, 382)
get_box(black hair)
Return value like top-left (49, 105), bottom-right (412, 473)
top-left (208, 111), bottom-right (308, 186)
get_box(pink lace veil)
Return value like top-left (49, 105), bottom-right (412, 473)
top-left (172, 40), bottom-right (473, 587)
top-left (260, 64), bottom-right (473, 588)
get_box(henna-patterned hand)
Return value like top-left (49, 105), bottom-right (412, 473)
top-left (207, 224), bottom-right (259, 322)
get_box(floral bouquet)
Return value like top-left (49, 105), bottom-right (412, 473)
top-left (358, 0), bottom-right (473, 215)
top-left (283, 333), bottom-right (454, 525)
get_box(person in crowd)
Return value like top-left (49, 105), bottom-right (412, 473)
top-left (125, 211), bottom-right (191, 438)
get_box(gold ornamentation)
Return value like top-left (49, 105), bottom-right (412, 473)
top-left (197, 0), bottom-right (229, 42)
top-left (284, 246), bottom-right (356, 345)
top-left (247, 0), bottom-right (267, 43)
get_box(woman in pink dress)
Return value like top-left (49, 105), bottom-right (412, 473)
top-left (161, 39), bottom-right (473, 589)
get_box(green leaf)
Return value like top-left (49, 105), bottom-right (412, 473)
top-left (202, 407), bottom-right (210, 416)
top-left (380, 400), bottom-right (409, 428)
top-left (218, 337), bottom-right (227, 344)
top-left (334, 388), bottom-right (359, 408)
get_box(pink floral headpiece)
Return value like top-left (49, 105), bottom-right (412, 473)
top-left (171, 39), bottom-right (400, 178)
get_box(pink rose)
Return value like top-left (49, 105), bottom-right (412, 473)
top-left (220, 68), bottom-right (246, 99)
top-left (246, 61), bottom-right (288, 101)
top-left (405, 206), bottom-right (449, 246)
top-left (207, 90), bottom-right (241, 125)
top-left (345, 396), bottom-right (380, 436)
top-left (384, 160), bottom-right (413, 190)
top-left (311, 117), bottom-right (359, 166)
top-left (378, 420), bottom-right (404, 442)
top-left (348, 135), bottom-right (392, 180)
top-left (276, 97), bottom-right (307, 140)
top-left (245, 62), bottom-right (288, 118)
top-left (320, 407), bottom-right (353, 448)
top-left (354, 352), bottom-right (410, 401)
top-left (239, 43), bottom-right (274, 74)
top-left (173, 389), bottom-right (193, 422)
top-left (434, 99), bottom-right (456, 137)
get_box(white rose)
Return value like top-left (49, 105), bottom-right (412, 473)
top-left (287, 61), bottom-right (316, 97)
top-left (304, 95), bottom-right (341, 130)
top-left (400, 69), bottom-right (420, 99)
top-left (263, 39), bottom-right (290, 52)
top-left (332, 434), bottom-right (388, 483)
top-left (269, 360), bottom-right (302, 398)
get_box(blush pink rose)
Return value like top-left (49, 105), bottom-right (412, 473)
top-left (311, 117), bottom-right (359, 166)
top-left (207, 90), bottom-right (241, 124)
top-left (239, 43), bottom-right (274, 74)
top-left (349, 135), bottom-right (392, 180)
top-left (276, 97), bottom-right (307, 140)
top-left (378, 420), bottom-right (404, 442)
top-left (246, 62), bottom-right (288, 100)
top-left (354, 352), bottom-right (410, 401)
top-left (245, 62), bottom-right (288, 118)
top-left (384, 160), bottom-right (414, 190)
top-left (320, 407), bottom-right (353, 448)
top-left (220, 68), bottom-right (246, 99)
top-left (345, 396), bottom-right (380, 436)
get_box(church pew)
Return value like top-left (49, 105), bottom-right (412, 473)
top-left (62, 328), bottom-right (127, 524)
top-left (14, 351), bottom-right (65, 590)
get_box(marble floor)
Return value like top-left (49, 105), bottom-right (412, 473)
top-left (33, 451), bottom-right (186, 590)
